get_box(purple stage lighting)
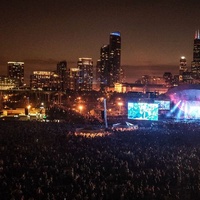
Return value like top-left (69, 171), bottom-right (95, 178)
top-left (166, 85), bottom-right (200, 119)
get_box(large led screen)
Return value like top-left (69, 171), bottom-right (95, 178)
top-left (128, 102), bottom-right (158, 121)
top-left (154, 100), bottom-right (170, 110)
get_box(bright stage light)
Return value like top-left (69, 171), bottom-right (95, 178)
top-left (173, 100), bottom-right (200, 119)
top-left (176, 101), bottom-right (183, 119)
top-left (168, 86), bottom-right (200, 119)
top-left (167, 100), bottom-right (181, 117)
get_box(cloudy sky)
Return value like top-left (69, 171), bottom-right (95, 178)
top-left (0, 0), bottom-right (200, 83)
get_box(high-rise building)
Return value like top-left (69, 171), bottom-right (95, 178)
top-left (77, 58), bottom-right (93, 91)
top-left (100, 45), bottom-right (110, 89)
top-left (7, 62), bottom-right (24, 86)
top-left (30, 71), bottom-right (59, 90)
top-left (95, 59), bottom-right (101, 83)
top-left (191, 30), bottom-right (200, 79)
top-left (92, 60), bottom-right (100, 91)
top-left (57, 61), bottom-right (67, 91)
top-left (98, 32), bottom-right (121, 89)
top-left (179, 56), bottom-right (187, 82)
top-left (66, 67), bottom-right (79, 91)
top-left (0, 76), bottom-right (19, 90)
top-left (109, 31), bottom-right (121, 86)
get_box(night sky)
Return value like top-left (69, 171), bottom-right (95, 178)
top-left (0, 0), bottom-right (200, 83)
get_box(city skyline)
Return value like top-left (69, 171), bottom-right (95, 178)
top-left (0, 0), bottom-right (200, 83)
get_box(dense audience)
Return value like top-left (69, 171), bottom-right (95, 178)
top-left (1, 120), bottom-right (200, 199)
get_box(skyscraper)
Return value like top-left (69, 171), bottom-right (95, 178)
top-left (66, 67), bottom-right (79, 91)
top-left (99, 31), bottom-right (121, 89)
top-left (92, 60), bottom-right (100, 91)
top-left (179, 56), bottom-right (187, 82)
top-left (100, 45), bottom-right (110, 88)
top-left (191, 30), bottom-right (200, 79)
top-left (109, 31), bottom-right (121, 86)
top-left (30, 71), bottom-right (59, 90)
top-left (77, 58), bottom-right (93, 91)
top-left (7, 61), bottom-right (24, 86)
top-left (57, 61), bottom-right (67, 91)
top-left (0, 76), bottom-right (19, 90)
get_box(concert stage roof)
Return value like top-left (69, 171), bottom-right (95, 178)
top-left (166, 84), bottom-right (200, 101)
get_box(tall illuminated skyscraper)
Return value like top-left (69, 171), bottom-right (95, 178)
top-left (191, 30), bottom-right (200, 79)
top-left (109, 31), bottom-right (121, 86)
top-left (99, 31), bottom-right (121, 89)
top-left (66, 67), bottom-right (79, 91)
top-left (77, 58), bottom-right (93, 91)
top-left (179, 56), bottom-right (187, 82)
top-left (7, 61), bottom-right (24, 86)
top-left (100, 45), bottom-right (110, 89)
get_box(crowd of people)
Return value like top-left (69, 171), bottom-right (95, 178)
top-left (1, 120), bottom-right (200, 199)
